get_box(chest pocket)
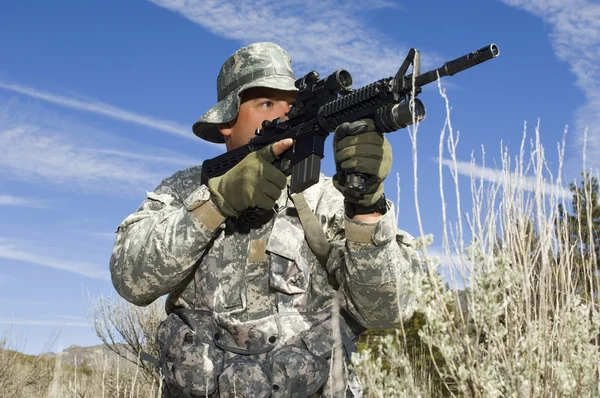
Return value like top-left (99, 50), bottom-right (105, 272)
top-left (195, 230), bottom-right (247, 313)
top-left (266, 208), bottom-right (310, 295)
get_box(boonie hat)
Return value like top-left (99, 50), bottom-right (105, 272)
top-left (193, 42), bottom-right (298, 143)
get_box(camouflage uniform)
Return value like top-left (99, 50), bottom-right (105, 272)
top-left (110, 42), bottom-right (421, 398)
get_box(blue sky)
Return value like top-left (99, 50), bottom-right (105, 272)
top-left (1, 0), bottom-right (599, 355)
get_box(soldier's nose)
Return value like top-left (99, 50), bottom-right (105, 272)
top-left (279, 103), bottom-right (292, 120)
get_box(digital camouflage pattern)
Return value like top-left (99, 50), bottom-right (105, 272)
top-left (110, 41), bottom-right (422, 397)
top-left (110, 168), bottom-right (422, 397)
top-left (192, 42), bottom-right (297, 144)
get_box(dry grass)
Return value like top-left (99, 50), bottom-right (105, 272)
top-left (352, 84), bottom-right (600, 397)
top-left (2, 86), bottom-right (599, 397)
top-left (0, 343), bottom-right (163, 398)
top-left (0, 295), bottom-right (165, 398)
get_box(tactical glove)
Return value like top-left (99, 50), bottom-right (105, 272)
top-left (332, 119), bottom-right (392, 207)
top-left (207, 145), bottom-right (287, 218)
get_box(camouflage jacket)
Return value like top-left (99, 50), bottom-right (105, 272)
top-left (110, 166), bottom-right (421, 397)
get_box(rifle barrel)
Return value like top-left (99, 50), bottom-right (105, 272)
top-left (406, 44), bottom-right (499, 91)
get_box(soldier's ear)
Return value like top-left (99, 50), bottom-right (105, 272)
top-left (217, 122), bottom-right (234, 137)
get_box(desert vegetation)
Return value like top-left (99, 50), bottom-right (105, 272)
top-left (0, 299), bottom-right (164, 398)
top-left (2, 91), bottom-right (599, 397)
top-left (350, 86), bottom-right (600, 396)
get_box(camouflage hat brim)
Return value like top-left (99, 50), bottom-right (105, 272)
top-left (192, 75), bottom-right (297, 144)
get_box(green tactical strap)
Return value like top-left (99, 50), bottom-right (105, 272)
top-left (289, 192), bottom-right (339, 290)
top-left (289, 193), bottom-right (330, 266)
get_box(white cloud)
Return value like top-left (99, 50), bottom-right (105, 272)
top-left (426, 246), bottom-right (470, 290)
top-left (146, 0), bottom-right (445, 86)
top-left (48, 315), bottom-right (88, 321)
top-left (0, 99), bottom-right (209, 195)
top-left (0, 194), bottom-right (48, 208)
top-left (0, 125), bottom-right (166, 193)
top-left (438, 157), bottom-right (570, 201)
top-left (0, 298), bottom-right (73, 308)
top-left (0, 318), bottom-right (90, 328)
top-left (82, 148), bottom-right (201, 167)
top-left (0, 81), bottom-right (196, 141)
top-left (0, 238), bottom-right (109, 280)
top-left (64, 230), bottom-right (117, 240)
top-left (499, 0), bottom-right (600, 171)
top-left (80, 231), bottom-right (117, 240)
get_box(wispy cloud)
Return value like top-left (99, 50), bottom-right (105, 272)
top-left (48, 315), bottom-right (88, 322)
top-left (0, 125), bottom-right (166, 193)
top-left (70, 231), bottom-right (117, 240)
top-left (0, 298), bottom-right (75, 308)
top-left (0, 318), bottom-right (90, 328)
top-left (0, 238), bottom-right (109, 280)
top-left (0, 194), bottom-right (47, 208)
top-left (81, 148), bottom-right (200, 167)
top-left (146, 0), bottom-right (445, 86)
top-left (0, 99), bottom-right (207, 194)
top-left (439, 157), bottom-right (570, 200)
top-left (0, 81), bottom-right (198, 141)
top-left (426, 246), bottom-right (470, 290)
top-left (500, 0), bottom-right (600, 171)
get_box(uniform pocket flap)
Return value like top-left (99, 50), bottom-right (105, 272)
top-left (213, 313), bottom-right (280, 355)
top-left (271, 345), bottom-right (329, 397)
top-left (219, 357), bottom-right (271, 398)
top-left (266, 209), bottom-right (304, 260)
top-left (301, 318), bottom-right (335, 359)
top-left (156, 311), bottom-right (223, 396)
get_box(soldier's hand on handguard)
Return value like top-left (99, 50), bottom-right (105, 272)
top-left (332, 119), bottom-right (392, 207)
top-left (207, 138), bottom-right (294, 217)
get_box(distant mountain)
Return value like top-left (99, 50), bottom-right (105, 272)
top-left (39, 343), bottom-right (140, 371)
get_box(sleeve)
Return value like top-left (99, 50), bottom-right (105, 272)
top-left (109, 169), bottom-right (226, 306)
top-left (326, 199), bottom-right (423, 330)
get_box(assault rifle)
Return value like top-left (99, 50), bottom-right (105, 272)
top-left (201, 44), bottom-right (499, 201)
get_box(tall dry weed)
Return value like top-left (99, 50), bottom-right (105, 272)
top-left (352, 83), bottom-right (600, 397)
top-left (5, 84), bottom-right (600, 398)
top-left (87, 293), bottom-right (165, 386)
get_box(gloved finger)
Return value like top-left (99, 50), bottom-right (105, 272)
top-left (334, 119), bottom-right (376, 140)
top-left (335, 145), bottom-right (383, 163)
top-left (382, 138), bottom-right (392, 160)
top-left (382, 140), bottom-right (392, 164)
top-left (356, 185), bottom-right (385, 206)
top-left (261, 182), bottom-right (284, 202)
top-left (340, 158), bottom-right (385, 175)
top-left (262, 163), bottom-right (288, 190)
top-left (255, 193), bottom-right (277, 210)
top-left (336, 131), bottom-right (384, 150)
top-left (254, 144), bottom-right (278, 163)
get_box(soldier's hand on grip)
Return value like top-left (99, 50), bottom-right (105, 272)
top-left (332, 119), bottom-right (392, 207)
top-left (208, 139), bottom-right (293, 217)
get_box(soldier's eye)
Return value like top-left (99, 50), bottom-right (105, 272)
top-left (260, 101), bottom-right (273, 108)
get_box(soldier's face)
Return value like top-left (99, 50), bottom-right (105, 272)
top-left (218, 87), bottom-right (296, 151)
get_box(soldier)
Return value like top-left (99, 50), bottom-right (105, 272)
top-left (110, 42), bottom-right (421, 397)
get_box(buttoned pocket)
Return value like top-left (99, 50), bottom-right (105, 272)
top-left (213, 313), bottom-right (280, 355)
top-left (156, 311), bottom-right (223, 397)
top-left (267, 210), bottom-right (310, 295)
top-left (270, 345), bottom-right (329, 398)
top-left (218, 356), bottom-right (272, 398)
